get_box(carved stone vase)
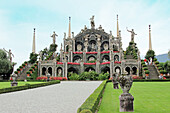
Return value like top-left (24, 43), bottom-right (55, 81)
top-left (118, 75), bottom-right (134, 112)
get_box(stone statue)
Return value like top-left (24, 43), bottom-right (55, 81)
top-left (127, 27), bottom-right (137, 42)
top-left (39, 50), bottom-right (43, 60)
top-left (60, 43), bottom-right (63, 51)
top-left (3, 48), bottom-right (14, 63)
top-left (118, 74), bottom-right (134, 112)
top-left (51, 31), bottom-right (58, 44)
top-left (58, 69), bottom-right (62, 76)
top-left (84, 25), bottom-right (87, 30)
top-left (91, 43), bottom-right (96, 52)
top-left (112, 73), bottom-right (119, 89)
top-left (90, 15), bottom-right (95, 28)
top-left (72, 32), bottom-right (74, 38)
top-left (77, 44), bottom-right (82, 51)
top-left (103, 43), bottom-right (108, 50)
top-left (64, 32), bottom-right (66, 39)
top-left (99, 25), bottom-right (102, 30)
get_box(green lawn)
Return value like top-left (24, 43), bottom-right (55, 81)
top-left (0, 82), bottom-right (44, 89)
top-left (98, 82), bottom-right (170, 113)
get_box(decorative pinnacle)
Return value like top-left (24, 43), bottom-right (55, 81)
top-left (34, 28), bottom-right (35, 33)
top-left (149, 25), bottom-right (151, 30)
top-left (117, 15), bottom-right (118, 20)
top-left (68, 17), bottom-right (71, 38)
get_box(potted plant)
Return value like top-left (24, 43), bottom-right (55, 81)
top-left (145, 70), bottom-right (150, 76)
top-left (34, 63), bottom-right (38, 68)
top-left (17, 68), bottom-right (21, 73)
top-left (14, 71), bottom-right (18, 74)
top-left (19, 66), bottom-right (23, 71)
top-left (143, 67), bottom-right (148, 71)
top-left (26, 71), bottom-right (30, 77)
top-left (22, 63), bottom-right (26, 68)
top-left (158, 67), bottom-right (163, 71)
top-left (24, 61), bottom-right (28, 65)
top-left (31, 66), bottom-right (35, 71)
top-left (160, 70), bottom-right (164, 76)
top-left (29, 68), bottom-right (33, 74)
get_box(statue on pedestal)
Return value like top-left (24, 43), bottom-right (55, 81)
top-left (127, 27), bottom-right (137, 42)
top-left (90, 15), bottom-right (95, 28)
top-left (3, 48), bottom-right (14, 63)
top-left (51, 31), bottom-right (58, 44)
top-left (118, 73), bottom-right (134, 112)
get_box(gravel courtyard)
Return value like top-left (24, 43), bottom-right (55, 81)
top-left (0, 81), bottom-right (102, 113)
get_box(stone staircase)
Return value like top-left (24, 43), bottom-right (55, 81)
top-left (17, 64), bottom-right (32, 80)
top-left (126, 55), bottom-right (134, 59)
top-left (147, 65), bottom-right (159, 79)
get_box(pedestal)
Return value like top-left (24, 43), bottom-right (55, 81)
top-left (119, 93), bottom-right (134, 112)
top-left (11, 81), bottom-right (18, 86)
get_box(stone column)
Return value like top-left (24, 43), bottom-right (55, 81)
top-left (73, 38), bottom-right (75, 52)
top-left (70, 51), bottom-right (73, 62)
top-left (96, 60), bottom-right (100, 74)
top-left (80, 61), bottom-right (84, 73)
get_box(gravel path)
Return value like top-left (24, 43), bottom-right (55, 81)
top-left (0, 81), bottom-right (102, 113)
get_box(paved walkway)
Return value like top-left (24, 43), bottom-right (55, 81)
top-left (0, 81), bottom-right (102, 113)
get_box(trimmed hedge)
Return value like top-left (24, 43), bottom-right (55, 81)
top-left (107, 79), bottom-right (170, 82)
top-left (0, 80), bottom-right (60, 94)
top-left (77, 80), bottom-right (107, 113)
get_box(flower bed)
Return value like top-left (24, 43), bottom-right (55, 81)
top-left (36, 76), bottom-right (67, 81)
top-left (113, 51), bottom-right (119, 53)
top-left (100, 62), bottom-right (110, 65)
top-left (131, 75), bottom-right (143, 79)
top-left (57, 62), bottom-right (63, 64)
top-left (101, 51), bottom-right (110, 54)
top-left (67, 62), bottom-right (80, 65)
top-left (84, 62), bottom-right (96, 65)
top-left (114, 61), bottom-right (121, 64)
top-left (73, 52), bottom-right (83, 54)
top-left (86, 52), bottom-right (98, 54)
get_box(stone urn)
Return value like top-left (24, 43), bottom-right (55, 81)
top-left (118, 74), bottom-right (134, 112)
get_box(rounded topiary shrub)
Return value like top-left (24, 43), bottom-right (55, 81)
top-left (145, 70), bottom-right (150, 74)
top-left (158, 67), bottom-right (162, 70)
top-left (14, 71), bottom-right (18, 74)
top-left (155, 61), bottom-right (159, 64)
top-left (22, 64), bottom-right (26, 66)
top-left (31, 66), bottom-right (35, 70)
top-left (142, 64), bottom-right (147, 67)
top-left (29, 68), bottom-right (33, 71)
top-left (26, 71), bottom-right (30, 74)
top-left (160, 70), bottom-right (164, 74)
top-left (17, 68), bottom-right (20, 71)
top-left (143, 67), bottom-right (148, 70)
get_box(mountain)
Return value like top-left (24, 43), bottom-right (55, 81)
top-left (156, 53), bottom-right (169, 63)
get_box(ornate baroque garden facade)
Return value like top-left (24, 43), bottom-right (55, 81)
top-left (38, 16), bottom-right (141, 78)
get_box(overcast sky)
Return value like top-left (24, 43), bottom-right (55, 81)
top-left (0, 0), bottom-right (170, 69)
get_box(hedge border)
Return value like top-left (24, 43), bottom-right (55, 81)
top-left (77, 80), bottom-right (107, 113)
top-left (0, 80), bottom-right (60, 94)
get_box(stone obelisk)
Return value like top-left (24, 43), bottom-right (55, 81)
top-left (68, 17), bottom-right (71, 38)
top-left (117, 15), bottom-right (119, 37)
top-left (149, 25), bottom-right (152, 50)
top-left (32, 28), bottom-right (36, 53)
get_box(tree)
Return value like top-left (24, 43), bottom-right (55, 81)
top-left (168, 50), bottom-right (170, 60)
top-left (145, 50), bottom-right (155, 60)
top-left (29, 52), bottom-right (38, 64)
top-left (49, 44), bottom-right (57, 53)
top-left (0, 49), bottom-right (13, 79)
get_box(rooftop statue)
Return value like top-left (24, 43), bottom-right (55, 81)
top-left (3, 48), bottom-right (14, 63)
top-left (51, 31), bottom-right (58, 44)
top-left (90, 15), bottom-right (95, 28)
top-left (127, 27), bottom-right (137, 42)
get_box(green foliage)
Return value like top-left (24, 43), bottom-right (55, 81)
top-left (155, 61), bottom-right (159, 64)
top-left (145, 70), bottom-right (150, 74)
top-left (98, 73), bottom-right (109, 80)
top-left (168, 50), bottom-right (170, 59)
top-left (26, 71), bottom-right (30, 74)
top-left (17, 68), bottom-right (20, 71)
top-left (0, 49), bottom-right (13, 74)
top-left (69, 73), bottom-right (79, 80)
top-left (29, 53), bottom-right (38, 64)
top-left (145, 50), bottom-right (155, 60)
top-left (164, 61), bottom-right (170, 73)
top-left (160, 70), bottom-right (164, 74)
top-left (153, 58), bottom-right (157, 61)
top-left (56, 54), bottom-right (60, 61)
top-left (29, 68), bottom-right (33, 71)
top-left (158, 67), bottom-right (162, 70)
top-left (14, 71), bottom-right (18, 74)
top-left (22, 64), bottom-right (26, 67)
top-left (19, 66), bottom-right (23, 69)
top-left (77, 80), bottom-right (107, 113)
top-left (30, 68), bottom-right (38, 80)
top-left (49, 44), bottom-right (57, 53)
top-left (79, 71), bottom-right (99, 80)
top-left (143, 67), bottom-right (148, 70)
top-left (142, 64), bottom-right (147, 67)
top-left (141, 61), bottom-right (145, 65)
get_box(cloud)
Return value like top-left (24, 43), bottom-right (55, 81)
top-left (0, 0), bottom-right (170, 71)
